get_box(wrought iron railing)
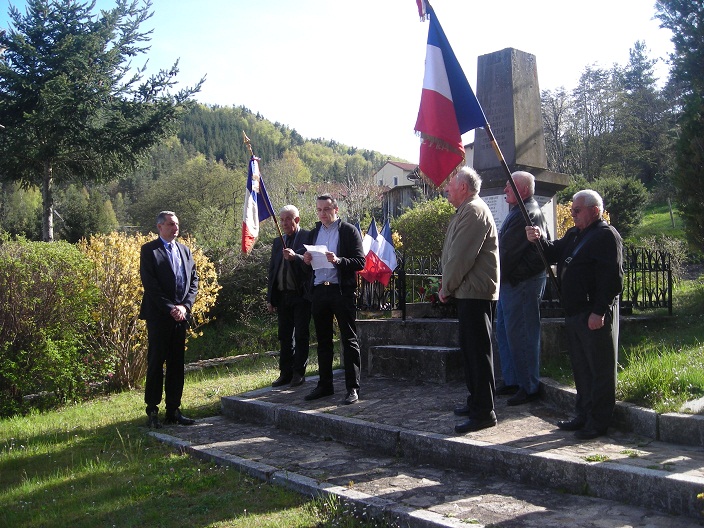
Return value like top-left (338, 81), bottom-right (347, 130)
top-left (356, 246), bottom-right (673, 318)
top-left (622, 246), bottom-right (672, 315)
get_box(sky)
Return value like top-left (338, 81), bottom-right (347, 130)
top-left (1, 0), bottom-right (675, 163)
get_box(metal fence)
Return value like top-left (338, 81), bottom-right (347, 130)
top-left (356, 246), bottom-right (673, 318)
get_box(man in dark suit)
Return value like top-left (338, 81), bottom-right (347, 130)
top-left (302, 195), bottom-right (365, 405)
top-left (140, 210), bottom-right (199, 428)
top-left (267, 205), bottom-right (311, 388)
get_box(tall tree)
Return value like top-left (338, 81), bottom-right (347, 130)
top-left (0, 0), bottom-right (203, 241)
top-left (655, 0), bottom-right (704, 247)
top-left (571, 65), bottom-right (618, 180)
top-left (611, 41), bottom-right (671, 187)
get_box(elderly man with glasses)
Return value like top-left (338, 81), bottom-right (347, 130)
top-left (526, 190), bottom-right (623, 440)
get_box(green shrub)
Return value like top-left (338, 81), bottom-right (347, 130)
top-left (556, 175), bottom-right (649, 237)
top-left (0, 238), bottom-right (99, 416)
top-left (393, 197), bottom-right (455, 258)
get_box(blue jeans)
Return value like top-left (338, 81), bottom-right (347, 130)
top-left (495, 273), bottom-right (546, 394)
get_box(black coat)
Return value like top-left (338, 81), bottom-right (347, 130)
top-left (541, 220), bottom-right (623, 316)
top-left (266, 228), bottom-right (311, 307)
top-left (139, 238), bottom-right (198, 321)
top-left (303, 220), bottom-right (365, 296)
top-left (499, 197), bottom-right (550, 285)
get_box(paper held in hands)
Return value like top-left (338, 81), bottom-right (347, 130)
top-left (304, 244), bottom-right (335, 270)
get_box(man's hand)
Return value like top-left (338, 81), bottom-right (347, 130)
top-left (282, 248), bottom-right (296, 261)
top-left (267, 302), bottom-right (276, 314)
top-left (588, 313), bottom-right (605, 330)
top-left (303, 251), bottom-right (312, 265)
top-left (438, 291), bottom-right (448, 304)
top-left (170, 305), bottom-right (187, 321)
top-left (526, 225), bottom-right (541, 242)
top-left (325, 251), bottom-right (340, 265)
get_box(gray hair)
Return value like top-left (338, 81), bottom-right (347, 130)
top-left (573, 189), bottom-right (603, 215)
top-left (156, 210), bottom-right (177, 225)
top-left (456, 166), bottom-right (482, 195)
top-left (511, 171), bottom-right (535, 196)
top-left (279, 204), bottom-right (299, 218)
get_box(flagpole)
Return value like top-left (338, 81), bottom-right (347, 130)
top-left (242, 131), bottom-right (287, 248)
top-left (481, 124), bottom-right (561, 297)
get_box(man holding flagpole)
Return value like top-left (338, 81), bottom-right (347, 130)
top-left (267, 205), bottom-right (311, 388)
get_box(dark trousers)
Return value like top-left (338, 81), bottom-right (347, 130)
top-left (311, 285), bottom-right (361, 391)
top-left (565, 309), bottom-right (617, 430)
top-left (456, 298), bottom-right (496, 418)
top-left (144, 318), bottom-right (186, 415)
top-left (277, 292), bottom-right (312, 376)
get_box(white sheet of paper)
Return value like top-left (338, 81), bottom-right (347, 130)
top-left (304, 244), bottom-right (334, 270)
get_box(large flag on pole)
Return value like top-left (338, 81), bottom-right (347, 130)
top-left (414, 1), bottom-right (487, 188)
top-left (241, 156), bottom-right (274, 254)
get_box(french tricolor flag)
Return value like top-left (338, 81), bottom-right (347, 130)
top-left (359, 219), bottom-right (398, 287)
top-left (241, 156), bottom-right (274, 254)
top-left (414, 1), bottom-right (487, 187)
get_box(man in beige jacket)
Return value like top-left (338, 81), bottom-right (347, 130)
top-left (439, 167), bottom-right (500, 434)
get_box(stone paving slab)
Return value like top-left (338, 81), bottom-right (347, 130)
top-left (152, 415), bottom-right (700, 527)
top-left (146, 367), bottom-right (704, 525)
top-left (219, 373), bottom-right (704, 519)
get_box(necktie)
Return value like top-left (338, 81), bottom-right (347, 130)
top-left (167, 242), bottom-right (185, 299)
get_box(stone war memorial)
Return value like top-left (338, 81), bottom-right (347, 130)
top-left (358, 47), bottom-right (568, 384)
top-left (473, 47), bottom-right (568, 235)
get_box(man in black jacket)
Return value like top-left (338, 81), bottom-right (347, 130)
top-left (496, 171), bottom-right (550, 406)
top-left (140, 211), bottom-right (199, 428)
top-left (302, 195), bottom-right (365, 404)
top-left (266, 205), bottom-right (311, 388)
top-left (527, 190), bottom-right (623, 440)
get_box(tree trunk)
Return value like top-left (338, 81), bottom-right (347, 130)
top-left (42, 160), bottom-right (54, 242)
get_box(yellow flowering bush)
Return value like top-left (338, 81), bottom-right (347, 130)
top-left (78, 232), bottom-right (220, 389)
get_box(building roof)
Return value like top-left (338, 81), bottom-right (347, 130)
top-left (386, 161), bottom-right (418, 171)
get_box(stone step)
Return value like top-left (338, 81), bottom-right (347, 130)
top-left (152, 414), bottom-right (695, 528)
top-left (368, 345), bottom-right (462, 383)
top-left (218, 374), bottom-right (704, 521)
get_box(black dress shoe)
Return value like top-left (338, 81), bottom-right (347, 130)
top-left (574, 427), bottom-right (607, 440)
top-left (506, 388), bottom-right (540, 406)
top-left (164, 410), bottom-right (196, 425)
top-left (290, 373), bottom-right (305, 387)
top-left (453, 404), bottom-right (470, 416)
top-left (146, 411), bottom-right (162, 429)
top-left (343, 389), bottom-right (359, 405)
top-left (271, 374), bottom-right (292, 387)
top-left (455, 412), bottom-right (497, 434)
top-left (496, 383), bottom-right (519, 396)
top-left (304, 385), bottom-right (334, 401)
top-left (556, 418), bottom-right (586, 431)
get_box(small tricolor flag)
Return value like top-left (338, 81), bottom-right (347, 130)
top-left (414, 1), bottom-right (487, 188)
top-left (241, 156), bottom-right (274, 254)
top-left (359, 219), bottom-right (398, 287)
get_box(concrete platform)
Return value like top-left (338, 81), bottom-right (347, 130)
top-left (152, 372), bottom-right (704, 526)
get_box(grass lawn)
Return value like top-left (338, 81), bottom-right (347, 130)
top-left (0, 350), bottom-right (377, 528)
